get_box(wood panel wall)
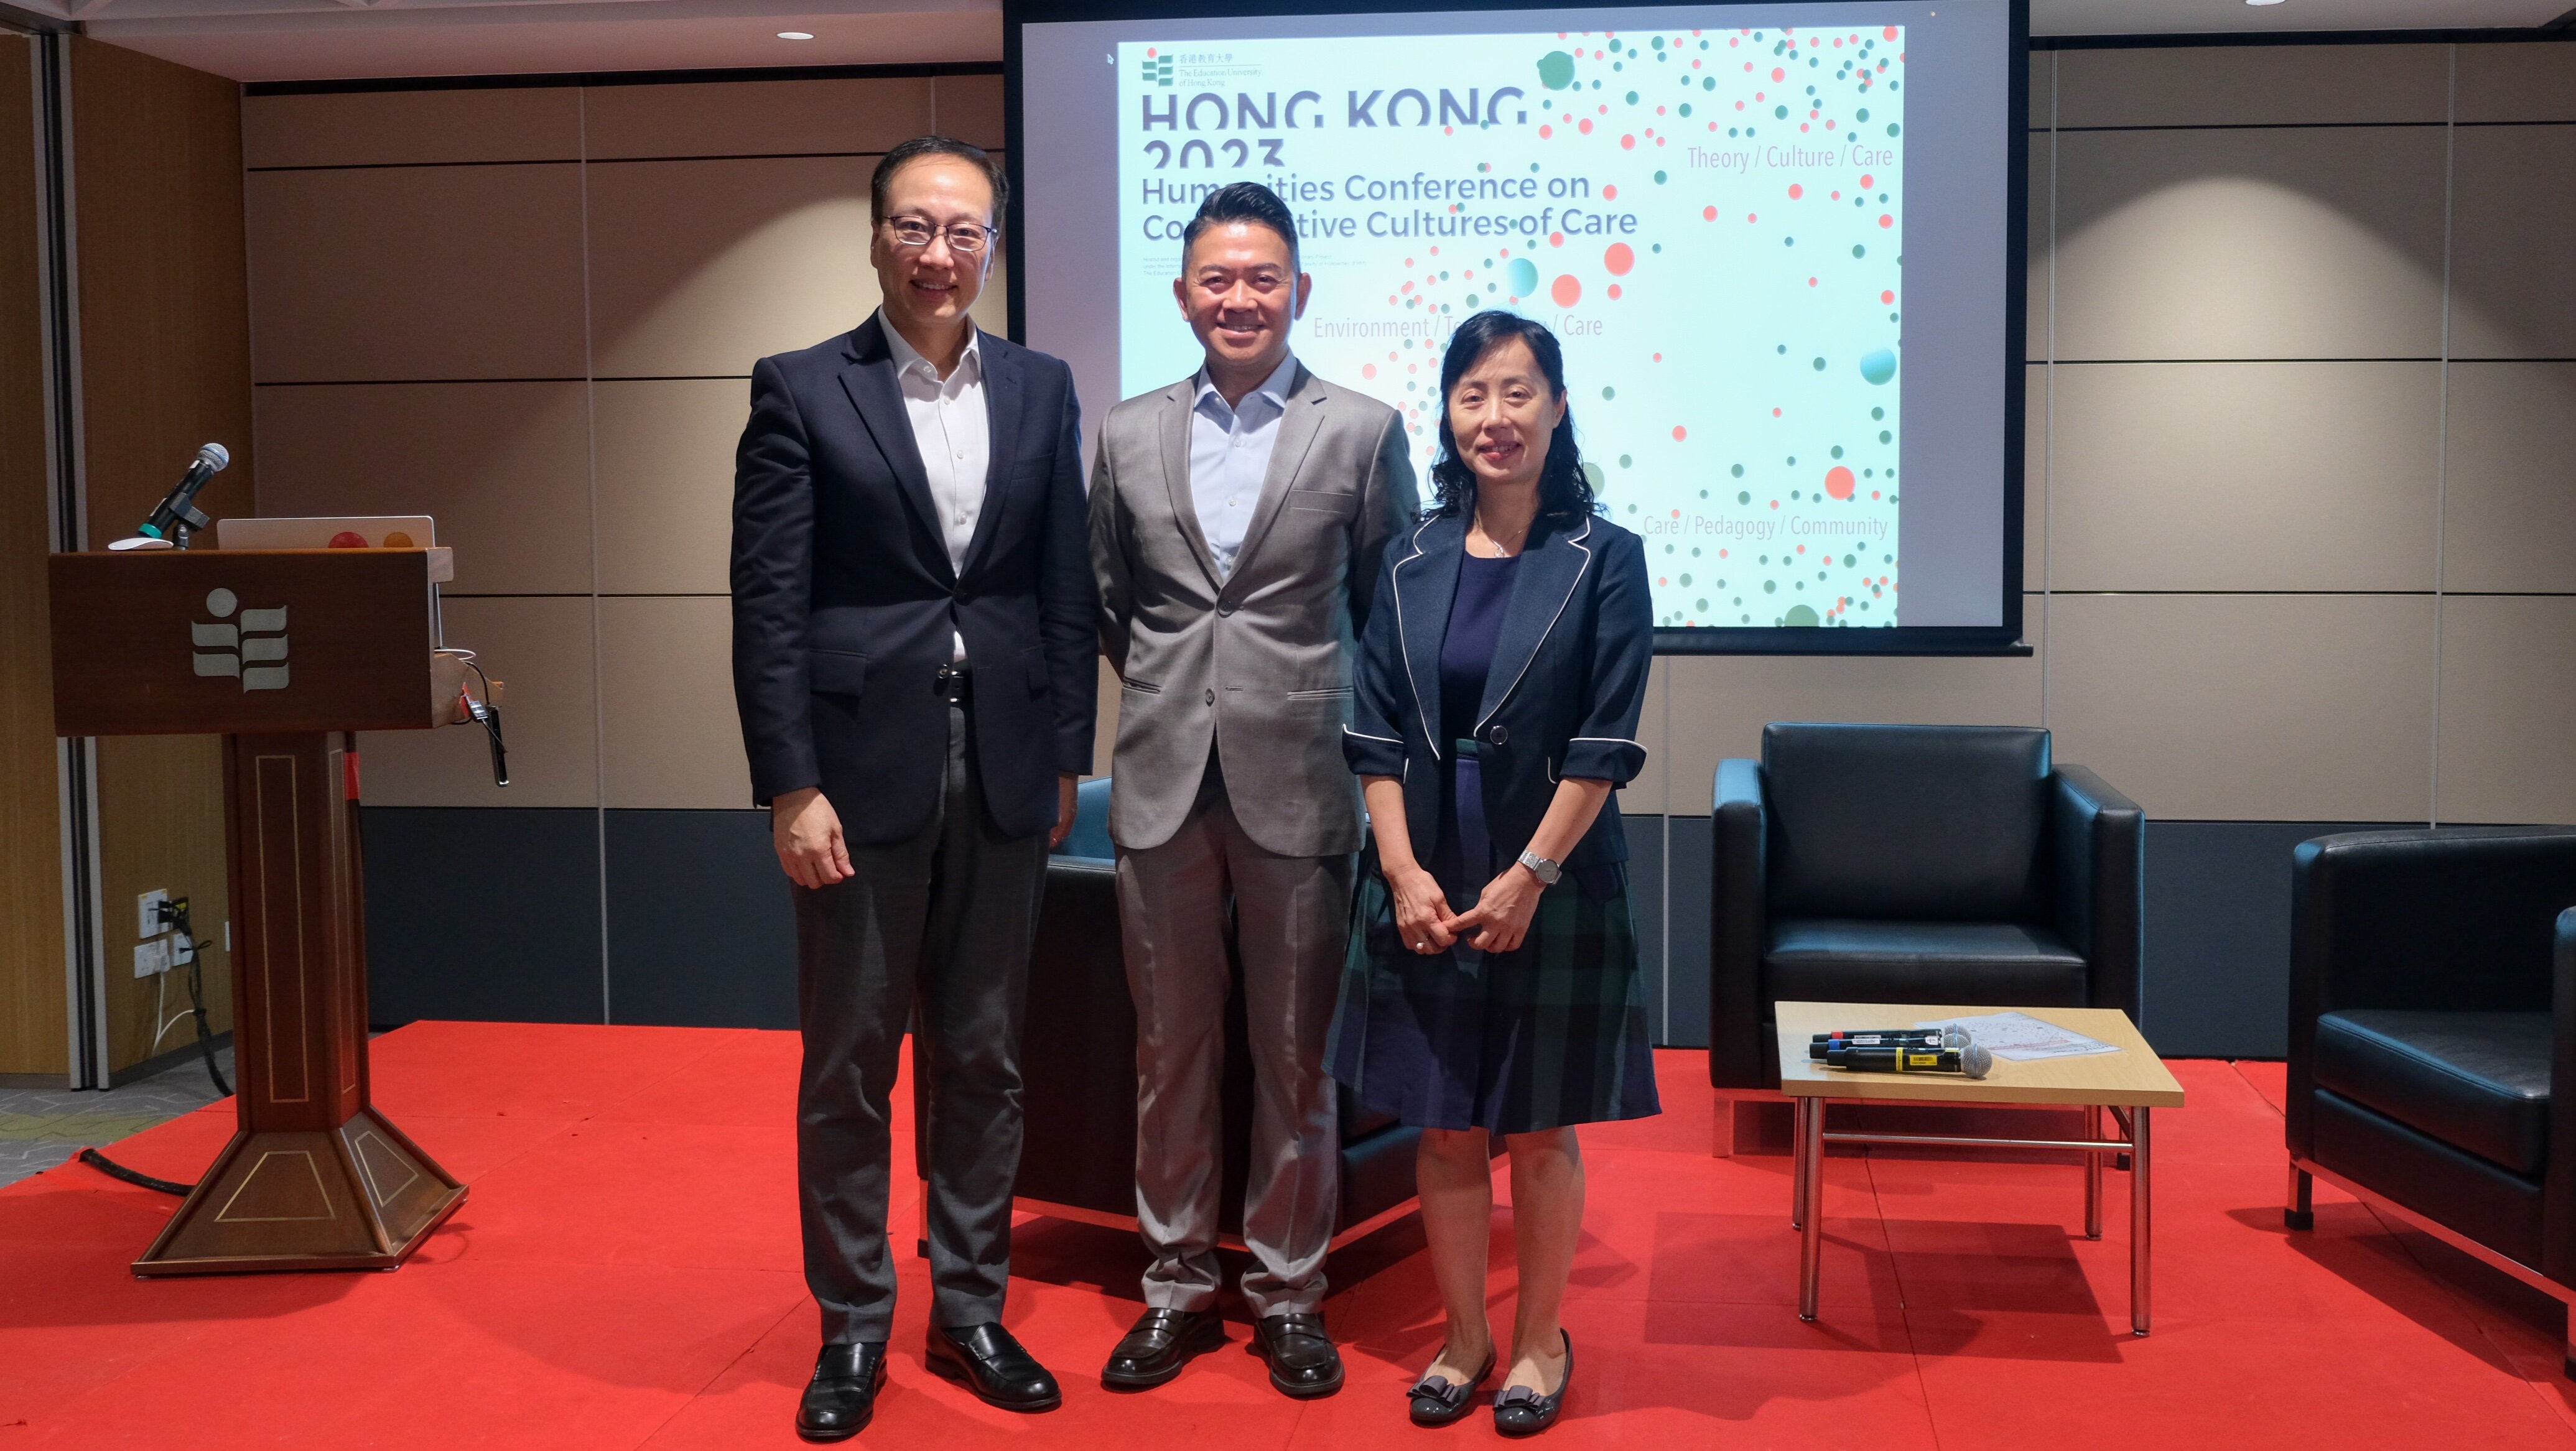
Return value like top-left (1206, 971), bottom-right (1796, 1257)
top-left (0, 39), bottom-right (68, 1080)
top-left (70, 37), bottom-right (255, 1076)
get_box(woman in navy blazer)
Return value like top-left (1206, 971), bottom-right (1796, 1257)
top-left (1329, 312), bottom-right (1657, 1436)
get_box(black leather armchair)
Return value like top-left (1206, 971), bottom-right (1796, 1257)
top-left (2284, 828), bottom-right (2576, 1372)
top-left (1709, 723), bottom-right (2145, 1092)
top-left (992, 779), bottom-right (1426, 1245)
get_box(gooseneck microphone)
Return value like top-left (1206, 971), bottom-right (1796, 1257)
top-left (114, 443), bottom-right (230, 550)
top-left (1823, 1041), bottom-right (1995, 1079)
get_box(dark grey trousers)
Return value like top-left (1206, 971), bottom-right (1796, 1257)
top-left (794, 701), bottom-right (1049, 1344)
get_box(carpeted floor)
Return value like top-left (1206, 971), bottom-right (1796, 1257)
top-left (1, 1021), bottom-right (2570, 1449)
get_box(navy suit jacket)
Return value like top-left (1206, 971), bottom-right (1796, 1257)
top-left (1343, 509), bottom-right (1653, 872)
top-left (730, 315), bottom-right (1097, 845)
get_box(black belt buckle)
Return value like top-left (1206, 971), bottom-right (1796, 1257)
top-left (936, 664), bottom-right (971, 704)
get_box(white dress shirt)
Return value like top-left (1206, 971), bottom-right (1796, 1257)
top-left (882, 312), bottom-right (989, 661)
top-left (1188, 351), bottom-right (1298, 579)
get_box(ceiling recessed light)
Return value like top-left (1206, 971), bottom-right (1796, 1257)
top-left (778, 30), bottom-right (816, 40)
top-left (2243, 0), bottom-right (2285, 7)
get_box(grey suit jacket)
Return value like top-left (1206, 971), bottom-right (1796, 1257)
top-left (1089, 362), bottom-right (1418, 857)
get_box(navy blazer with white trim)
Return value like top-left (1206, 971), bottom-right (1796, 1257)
top-left (1343, 508), bottom-right (1653, 873)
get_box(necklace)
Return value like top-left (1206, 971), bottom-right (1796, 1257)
top-left (1471, 511), bottom-right (1530, 559)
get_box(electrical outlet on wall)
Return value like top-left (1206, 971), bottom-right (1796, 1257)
top-left (133, 939), bottom-right (170, 978)
top-left (137, 889), bottom-right (169, 940)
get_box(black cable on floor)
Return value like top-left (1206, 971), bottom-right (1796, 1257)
top-left (76, 1148), bottom-right (190, 1197)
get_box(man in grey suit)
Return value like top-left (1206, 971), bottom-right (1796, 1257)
top-left (1088, 182), bottom-right (1416, 1398)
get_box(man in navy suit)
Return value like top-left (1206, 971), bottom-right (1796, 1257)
top-left (730, 136), bottom-right (1095, 1442)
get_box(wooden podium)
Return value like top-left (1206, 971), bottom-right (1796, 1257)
top-left (50, 547), bottom-right (477, 1275)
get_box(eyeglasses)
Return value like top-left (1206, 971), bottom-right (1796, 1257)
top-left (882, 216), bottom-right (995, 254)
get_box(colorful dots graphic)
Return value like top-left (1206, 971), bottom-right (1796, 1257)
top-left (1539, 124), bottom-right (1553, 139)
top-left (1881, 290), bottom-right (1895, 304)
top-left (1770, 66), bottom-right (1785, 80)
top-left (1672, 425), bottom-right (1688, 441)
top-left (1602, 183), bottom-right (1619, 200)
top-left (1859, 348), bottom-right (1897, 385)
top-left (1551, 274), bottom-right (1581, 307)
top-left (1606, 284), bottom-right (1623, 299)
top-left (1579, 118), bottom-right (1594, 134)
top-left (1603, 243), bottom-right (1634, 275)
top-left (1788, 182), bottom-right (1804, 199)
top-left (1362, 364), bottom-right (1377, 379)
top-left (1884, 25), bottom-right (1899, 39)
top-left (1879, 214), bottom-right (1894, 228)
top-left (1703, 205), bottom-right (1718, 221)
top-left (1620, 133), bottom-right (1636, 149)
top-left (1825, 466), bottom-right (1856, 500)
top-left (1549, 231), bottom-right (1565, 246)
top-left (1507, 257), bottom-right (1540, 295)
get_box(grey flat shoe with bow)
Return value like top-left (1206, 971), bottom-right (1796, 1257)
top-left (1492, 1331), bottom-right (1573, 1438)
top-left (1407, 1346), bottom-right (1496, 1426)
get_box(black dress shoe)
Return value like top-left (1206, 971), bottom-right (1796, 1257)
top-left (797, 1342), bottom-right (888, 1442)
top-left (926, 1322), bottom-right (1062, 1412)
top-left (1407, 1345), bottom-right (1496, 1427)
top-left (1491, 1330), bottom-right (1573, 1437)
top-left (1102, 1307), bottom-right (1229, 1389)
top-left (1247, 1311), bottom-right (1344, 1399)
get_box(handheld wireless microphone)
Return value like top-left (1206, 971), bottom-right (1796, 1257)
top-left (1823, 1042), bottom-right (1994, 1079)
top-left (1809, 1026), bottom-right (1969, 1060)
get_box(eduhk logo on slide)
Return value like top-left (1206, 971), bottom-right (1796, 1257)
top-left (192, 586), bottom-right (290, 692)
top-left (1118, 27), bottom-right (1907, 629)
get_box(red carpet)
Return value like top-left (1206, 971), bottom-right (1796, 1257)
top-left (2, 1022), bottom-right (2573, 1448)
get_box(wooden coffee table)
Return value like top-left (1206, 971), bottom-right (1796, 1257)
top-left (1774, 1001), bottom-right (2186, 1335)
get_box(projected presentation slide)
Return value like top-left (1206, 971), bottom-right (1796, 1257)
top-left (1120, 29), bottom-right (1904, 627)
top-left (1022, 4), bottom-right (2017, 637)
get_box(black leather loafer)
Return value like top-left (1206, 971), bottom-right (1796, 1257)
top-left (1102, 1306), bottom-right (1228, 1389)
top-left (926, 1322), bottom-right (1062, 1412)
top-left (1248, 1311), bottom-right (1344, 1399)
top-left (1407, 1345), bottom-right (1495, 1427)
top-left (1492, 1331), bottom-right (1573, 1437)
top-left (797, 1342), bottom-right (888, 1442)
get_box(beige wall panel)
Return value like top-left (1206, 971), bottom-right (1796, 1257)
top-left (2053, 127), bottom-right (2446, 362)
top-left (359, 595), bottom-right (597, 807)
top-left (2029, 49), bottom-right (2052, 125)
top-left (2045, 592), bottom-right (2432, 822)
top-left (2027, 130), bottom-right (2050, 364)
top-left (2025, 363), bottom-right (2048, 591)
top-left (2443, 363), bottom-right (2576, 594)
top-left (587, 155), bottom-right (881, 378)
top-left (2057, 44), bottom-right (2447, 128)
top-left (1658, 608), bottom-right (2045, 816)
top-left (2436, 595), bottom-right (2576, 825)
top-left (583, 76), bottom-right (933, 160)
top-left (598, 596), bottom-right (750, 810)
top-left (243, 87), bottom-right (580, 169)
top-left (2456, 42), bottom-right (2576, 123)
top-left (936, 73), bottom-right (1006, 148)
top-left (593, 378), bottom-right (744, 595)
top-left (969, 250), bottom-right (1011, 338)
top-left (248, 164), bottom-right (585, 382)
top-left (1091, 657), bottom-right (1120, 779)
top-left (2047, 361), bottom-right (2439, 593)
top-left (254, 382), bottom-right (593, 595)
top-left (2448, 125), bottom-right (2576, 361)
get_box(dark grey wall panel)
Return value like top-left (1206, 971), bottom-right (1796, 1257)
top-left (603, 809), bottom-right (797, 1029)
top-left (360, 807), bottom-right (603, 1026)
top-left (358, 804), bottom-right (2408, 1061)
top-left (2141, 819), bottom-right (2408, 1060)
top-left (1626, 820), bottom-right (1667, 1043)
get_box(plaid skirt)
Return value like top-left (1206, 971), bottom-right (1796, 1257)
top-left (1325, 851), bottom-right (1662, 1136)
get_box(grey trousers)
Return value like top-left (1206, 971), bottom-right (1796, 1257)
top-left (1117, 765), bottom-right (1351, 1317)
top-left (794, 702), bottom-right (1049, 1344)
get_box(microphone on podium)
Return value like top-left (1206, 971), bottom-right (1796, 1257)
top-left (109, 443), bottom-right (230, 551)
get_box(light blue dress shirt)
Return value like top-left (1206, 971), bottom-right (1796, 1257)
top-left (1188, 351), bottom-right (1299, 579)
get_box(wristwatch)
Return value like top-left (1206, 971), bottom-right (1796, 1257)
top-left (1517, 849), bottom-right (1563, 886)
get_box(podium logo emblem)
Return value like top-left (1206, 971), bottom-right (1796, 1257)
top-left (192, 588), bottom-right (289, 692)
